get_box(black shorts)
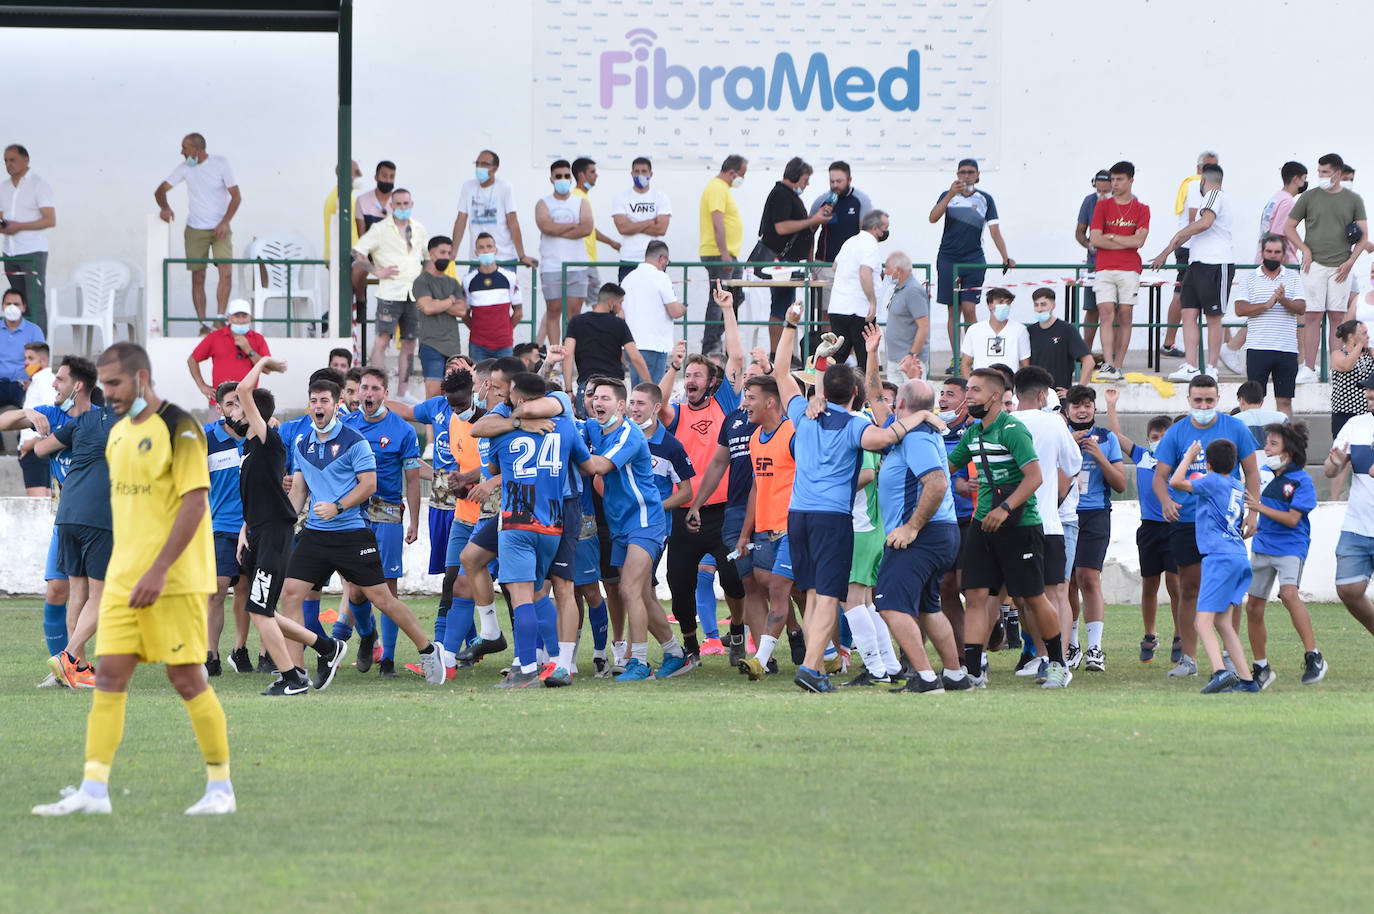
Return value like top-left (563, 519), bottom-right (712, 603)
top-left (875, 523), bottom-right (960, 616)
top-left (213, 531), bottom-right (241, 582)
top-left (19, 450), bottom-right (48, 488)
top-left (1174, 248), bottom-right (1190, 285)
top-left (594, 501), bottom-right (620, 585)
top-left (1042, 533), bottom-right (1066, 586)
top-left (787, 510), bottom-right (853, 599)
top-left (287, 527), bottom-right (386, 589)
top-left (57, 522), bottom-right (112, 580)
top-left (550, 496), bottom-right (581, 582)
top-left (959, 521), bottom-right (1045, 599)
top-left (1168, 521), bottom-right (1203, 568)
top-left (947, 516), bottom-right (972, 574)
top-left (470, 515), bottom-right (500, 554)
top-left (242, 523), bottom-right (295, 616)
top-left (1180, 262), bottom-right (1235, 316)
top-left (1073, 509), bottom-right (1112, 572)
top-left (1136, 519), bottom-right (1178, 578)
top-left (1246, 349), bottom-right (1298, 400)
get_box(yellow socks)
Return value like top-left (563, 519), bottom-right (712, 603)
top-left (183, 687), bottom-right (230, 783)
top-left (83, 689), bottom-right (128, 785)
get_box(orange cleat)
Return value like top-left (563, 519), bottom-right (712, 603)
top-left (48, 651), bottom-right (87, 689)
top-left (699, 637), bottom-right (726, 656)
top-left (73, 667), bottom-right (96, 689)
top-left (536, 661), bottom-right (557, 681)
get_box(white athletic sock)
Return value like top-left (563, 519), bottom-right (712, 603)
top-left (631, 641), bottom-right (648, 663)
top-left (613, 640), bottom-right (628, 664)
top-left (1255, 657), bottom-right (1268, 668)
top-left (756, 634), bottom-right (778, 666)
top-left (477, 603), bottom-right (500, 640)
top-left (557, 641), bottom-right (576, 671)
top-left (1070, 621), bottom-right (1080, 648)
top-left (917, 669), bottom-right (938, 683)
top-left (661, 636), bottom-right (684, 658)
top-left (867, 604), bottom-right (902, 675)
top-left (1086, 621), bottom-right (1104, 651)
top-left (520, 661), bottom-right (538, 674)
top-left (81, 778), bottom-right (108, 800)
top-left (536, 647), bottom-right (550, 665)
top-left (207, 778), bottom-right (234, 797)
top-left (944, 667), bottom-right (967, 681)
top-left (843, 606), bottom-right (884, 677)
top-left (593, 648), bottom-right (607, 660)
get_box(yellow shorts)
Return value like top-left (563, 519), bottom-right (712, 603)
top-left (184, 226), bottom-right (232, 270)
top-left (95, 591), bottom-right (208, 664)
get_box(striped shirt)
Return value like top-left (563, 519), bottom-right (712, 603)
top-left (1240, 267), bottom-right (1305, 354)
top-left (462, 267), bottom-right (522, 350)
top-left (946, 410), bottom-right (1042, 526)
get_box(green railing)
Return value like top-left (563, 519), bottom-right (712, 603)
top-left (162, 257), bottom-right (327, 336)
top-left (949, 261), bottom-right (1334, 381)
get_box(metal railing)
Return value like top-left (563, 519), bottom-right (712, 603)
top-left (162, 256), bottom-right (327, 336)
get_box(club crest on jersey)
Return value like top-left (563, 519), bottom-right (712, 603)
top-left (330, 443), bottom-right (341, 457)
top-left (1282, 481), bottom-right (1296, 499)
top-left (380, 436), bottom-right (390, 449)
top-left (138, 438), bottom-right (152, 453)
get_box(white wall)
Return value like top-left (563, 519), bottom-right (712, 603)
top-left (8, 0), bottom-right (1374, 354)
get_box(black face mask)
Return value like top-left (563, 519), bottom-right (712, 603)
top-left (433, 258), bottom-right (451, 272)
top-left (877, 230), bottom-right (890, 243)
top-left (1298, 182), bottom-right (1309, 194)
top-left (1067, 417), bottom-right (1094, 432)
top-left (225, 417), bottom-right (249, 436)
top-left (376, 181), bottom-right (395, 194)
top-left (967, 401), bottom-right (989, 420)
top-left (1262, 258), bottom-right (1281, 271)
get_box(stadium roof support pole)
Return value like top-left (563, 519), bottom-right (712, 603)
top-left (337, 0), bottom-right (352, 336)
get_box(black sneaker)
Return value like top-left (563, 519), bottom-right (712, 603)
top-left (377, 659), bottom-right (397, 679)
top-left (355, 631), bottom-right (377, 673)
top-left (495, 668), bottom-right (541, 690)
top-left (226, 646), bottom-right (253, 674)
top-left (205, 652), bottom-right (222, 677)
top-left (313, 638), bottom-right (349, 691)
top-left (788, 630), bottom-right (806, 666)
top-left (256, 652), bottom-right (277, 675)
top-left (987, 618), bottom-right (1006, 652)
top-left (1301, 651), bottom-right (1328, 685)
top-left (262, 671), bottom-right (310, 697)
top-left (941, 671), bottom-right (973, 691)
top-left (1005, 618), bottom-right (1022, 651)
top-left (1013, 649), bottom-right (1036, 672)
top-left (1170, 636), bottom-right (1183, 665)
top-left (793, 665), bottom-right (833, 693)
top-left (841, 670), bottom-right (891, 687)
top-left (890, 674), bottom-right (945, 694)
top-left (455, 633), bottom-right (508, 663)
top-left (765, 658), bottom-right (779, 675)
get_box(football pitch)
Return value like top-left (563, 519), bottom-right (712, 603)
top-left (3, 596), bottom-right (1373, 912)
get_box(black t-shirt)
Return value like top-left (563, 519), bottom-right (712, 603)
top-left (240, 426), bottom-right (297, 530)
top-left (758, 181), bottom-right (812, 260)
top-left (1028, 320), bottom-right (1090, 390)
top-left (566, 310), bottom-right (634, 380)
top-left (717, 405), bottom-right (757, 509)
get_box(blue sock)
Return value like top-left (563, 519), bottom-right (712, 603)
top-left (302, 598), bottom-right (326, 641)
top-left (331, 616), bottom-right (354, 641)
top-left (695, 569), bottom-right (719, 638)
top-left (434, 596), bottom-right (451, 645)
top-left (513, 602), bottom-right (538, 668)
top-left (380, 614), bottom-right (398, 661)
top-left (442, 598), bottom-right (476, 655)
top-left (534, 595), bottom-right (559, 660)
top-left (839, 613), bottom-right (853, 649)
top-left (352, 601), bottom-right (375, 638)
top-left (588, 600), bottom-right (609, 651)
top-left (43, 602), bottom-right (67, 656)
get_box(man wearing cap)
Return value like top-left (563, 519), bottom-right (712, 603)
top-left (187, 300), bottom-right (271, 402)
top-left (929, 158), bottom-right (1015, 376)
top-left (1073, 169), bottom-right (1113, 354)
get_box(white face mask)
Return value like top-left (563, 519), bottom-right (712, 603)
top-left (1318, 176), bottom-right (1335, 190)
top-left (3, 304), bottom-right (21, 323)
top-left (1264, 454), bottom-right (1285, 470)
top-left (731, 175), bottom-right (745, 189)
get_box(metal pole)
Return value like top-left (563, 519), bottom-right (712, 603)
top-left (336, 0), bottom-right (353, 337)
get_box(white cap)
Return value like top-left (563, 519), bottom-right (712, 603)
top-left (226, 299), bottom-right (252, 317)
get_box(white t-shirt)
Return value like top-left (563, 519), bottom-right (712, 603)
top-left (0, 172), bottom-right (55, 255)
top-left (456, 177), bottom-right (517, 259)
top-left (1188, 187), bottom-right (1234, 265)
top-left (19, 365), bottom-right (55, 445)
top-left (1012, 409), bottom-right (1082, 537)
top-left (164, 155), bottom-right (237, 230)
top-left (1241, 268), bottom-right (1305, 353)
top-left (620, 262), bottom-right (678, 353)
top-left (538, 193), bottom-right (587, 276)
top-left (610, 187), bottom-right (672, 264)
top-left (961, 319), bottom-right (1031, 371)
top-left (1178, 179), bottom-right (1205, 250)
top-left (828, 231), bottom-right (884, 317)
top-left (1336, 413), bottom-right (1374, 537)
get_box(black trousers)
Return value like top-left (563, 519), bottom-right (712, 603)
top-left (829, 312), bottom-right (870, 369)
top-left (667, 503), bottom-right (744, 636)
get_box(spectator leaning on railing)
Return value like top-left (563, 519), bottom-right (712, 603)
top-left (186, 300), bottom-right (269, 403)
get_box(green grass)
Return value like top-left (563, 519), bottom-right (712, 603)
top-left (3, 596), bottom-right (1373, 912)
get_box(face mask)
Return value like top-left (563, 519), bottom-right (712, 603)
top-left (3, 304), bottom-right (21, 322)
top-left (352, 178), bottom-right (360, 190)
top-left (992, 304), bottom-right (1011, 321)
top-left (376, 181), bottom-right (395, 194)
top-left (731, 175), bottom-right (744, 189)
top-left (636, 417), bottom-right (655, 431)
top-left (877, 230), bottom-right (890, 243)
top-left (1190, 407), bottom-right (1217, 425)
top-left (230, 322), bottom-right (250, 335)
top-left (433, 258), bottom-right (451, 273)
top-left (1067, 418), bottom-right (1094, 432)
top-left (475, 167), bottom-right (490, 183)
top-left (59, 396), bottom-right (75, 412)
top-left (185, 155), bottom-right (199, 167)
top-left (598, 413), bottom-right (620, 429)
top-left (477, 252), bottom-right (497, 267)
top-left (1146, 440), bottom-right (1159, 454)
top-left (553, 178), bottom-right (573, 195)
top-left (793, 185), bottom-right (803, 196)
top-left (225, 416), bottom-right (249, 436)
top-left (1318, 177), bottom-right (1335, 191)
top-left (365, 404), bottom-right (385, 420)
top-left (1264, 454), bottom-right (1285, 471)
top-left (1298, 182), bottom-right (1309, 194)
top-left (937, 409), bottom-right (959, 423)
top-left (1262, 258), bottom-right (1281, 272)
top-left (967, 401), bottom-right (989, 420)
top-left (314, 414), bottom-right (338, 435)
top-left (393, 207), bottom-right (412, 220)
top-left (633, 174), bottom-right (651, 190)
top-left (455, 405), bottom-right (475, 422)
top-left (24, 361), bottom-right (40, 377)
top-left (1035, 310), bottom-right (1054, 324)
top-left (130, 379), bottom-right (148, 419)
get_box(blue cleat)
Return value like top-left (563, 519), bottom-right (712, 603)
top-left (614, 658), bottom-right (654, 682)
top-left (1229, 678), bottom-right (1260, 693)
top-left (655, 653), bottom-right (696, 679)
top-left (794, 665), bottom-right (833, 693)
top-left (1201, 670), bottom-right (1238, 694)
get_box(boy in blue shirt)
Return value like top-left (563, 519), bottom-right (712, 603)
top-left (204, 382), bottom-right (248, 675)
top-left (1168, 438), bottom-right (1260, 693)
top-left (1243, 422), bottom-right (1325, 687)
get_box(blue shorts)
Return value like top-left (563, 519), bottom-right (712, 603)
top-left (498, 528), bottom-right (560, 584)
top-left (1196, 552), bottom-right (1252, 614)
top-left (722, 504), bottom-right (750, 575)
top-left (611, 525), bottom-right (666, 569)
top-left (57, 523), bottom-right (112, 580)
top-left (419, 343), bottom-right (451, 381)
top-left (1335, 530), bottom-right (1374, 586)
top-left (213, 531), bottom-right (242, 581)
top-left (367, 521), bottom-right (404, 579)
top-left (787, 510), bottom-right (853, 599)
top-left (574, 536), bottom-right (602, 586)
top-left (446, 519), bottom-right (475, 570)
top-left (428, 505), bottom-right (454, 574)
top-left (44, 527), bottom-right (66, 582)
top-left (874, 523), bottom-right (961, 616)
top-left (750, 531), bottom-right (793, 580)
top-left (936, 252), bottom-right (985, 307)
top-left (550, 496), bottom-right (581, 582)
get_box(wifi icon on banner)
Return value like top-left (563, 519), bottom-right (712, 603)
top-left (626, 28), bottom-right (657, 61)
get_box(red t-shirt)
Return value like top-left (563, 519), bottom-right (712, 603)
top-left (1089, 196), bottom-right (1150, 273)
top-left (190, 327), bottom-right (271, 387)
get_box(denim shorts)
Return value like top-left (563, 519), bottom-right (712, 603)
top-left (1335, 530), bottom-right (1374, 586)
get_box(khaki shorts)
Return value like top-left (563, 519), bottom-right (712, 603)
top-left (185, 226), bottom-right (232, 270)
top-left (1093, 269), bottom-right (1141, 306)
top-left (95, 591), bottom-right (209, 664)
top-left (1302, 262), bottom-right (1353, 313)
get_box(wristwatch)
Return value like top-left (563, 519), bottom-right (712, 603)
top-left (513, 417), bottom-right (523, 430)
top-left (333, 501), bottom-right (343, 514)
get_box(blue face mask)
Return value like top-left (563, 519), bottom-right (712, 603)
top-left (1035, 310), bottom-right (1054, 324)
top-left (553, 178), bottom-right (573, 195)
top-left (365, 403), bottom-right (385, 420)
top-left (794, 186), bottom-right (803, 196)
top-left (633, 174), bottom-right (651, 190)
top-left (129, 379), bottom-right (148, 418)
top-left (477, 252), bottom-right (497, 267)
top-left (393, 207), bottom-right (412, 220)
top-left (59, 396), bottom-right (75, 412)
top-left (314, 414), bottom-right (338, 436)
top-left (230, 322), bottom-right (250, 335)
top-left (993, 304), bottom-right (1012, 321)
top-left (475, 166), bottom-right (490, 183)
top-left (185, 155), bottom-right (199, 167)
top-left (1190, 407), bottom-right (1217, 425)
top-left (598, 413), bottom-right (619, 430)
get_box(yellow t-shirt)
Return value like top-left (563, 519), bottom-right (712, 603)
top-left (573, 188), bottom-right (598, 262)
top-left (324, 186), bottom-right (360, 259)
top-left (698, 176), bottom-right (742, 258)
top-left (104, 402), bottom-right (215, 600)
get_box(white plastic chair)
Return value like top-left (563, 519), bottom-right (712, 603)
top-left (247, 233), bottom-right (322, 336)
top-left (48, 260), bottom-right (140, 355)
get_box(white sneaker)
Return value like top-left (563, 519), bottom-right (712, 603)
top-left (1041, 662), bottom-right (1073, 688)
top-left (1093, 364), bottom-right (1122, 382)
top-left (1167, 363), bottom-right (1200, 382)
top-left (1295, 365), bottom-right (1319, 384)
top-left (419, 644), bottom-right (446, 685)
top-left (36, 671), bottom-right (61, 688)
top-left (1014, 659), bottom-right (1041, 677)
top-left (185, 789), bottom-right (237, 816)
top-left (1205, 364), bottom-right (1221, 379)
top-left (1218, 344), bottom-right (1245, 375)
top-left (33, 788), bottom-right (112, 816)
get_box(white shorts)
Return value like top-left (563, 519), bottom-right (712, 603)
top-left (1302, 262), bottom-right (1353, 313)
top-left (1093, 269), bottom-right (1141, 306)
